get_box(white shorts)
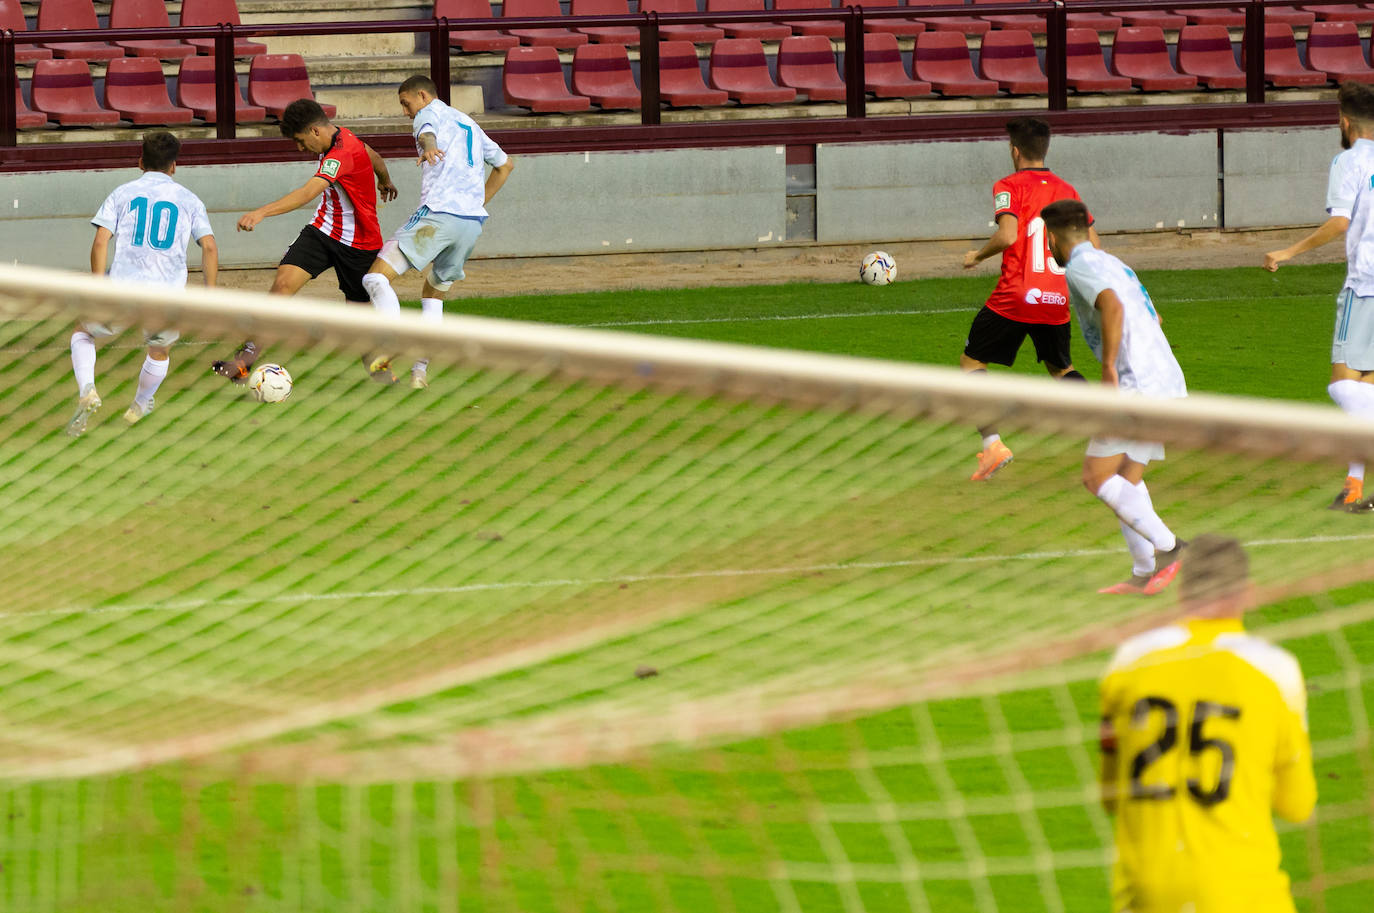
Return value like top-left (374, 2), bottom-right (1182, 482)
top-left (84, 323), bottom-right (180, 347)
top-left (1333, 288), bottom-right (1374, 371)
top-left (387, 206), bottom-right (485, 290)
top-left (1086, 436), bottom-right (1165, 465)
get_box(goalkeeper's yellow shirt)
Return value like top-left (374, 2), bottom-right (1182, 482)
top-left (1099, 617), bottom-right (1317, 913)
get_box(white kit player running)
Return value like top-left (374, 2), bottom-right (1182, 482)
top-left (68, 131), bottom-right (217, 437)
top-left (360, 74), bottom-right (515, 388)
top-left (1042, 199), bottom-right (1189, 596)
top-left (1265, 82), bottom-right (1374, 512)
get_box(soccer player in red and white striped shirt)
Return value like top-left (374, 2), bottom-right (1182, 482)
top-left (212, 99), bottom-right (398, 382)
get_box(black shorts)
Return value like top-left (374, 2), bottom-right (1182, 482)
top-left (963, 306), bottom-right (1073, 369)
top-left (279, 226), bottom-right (380, 303)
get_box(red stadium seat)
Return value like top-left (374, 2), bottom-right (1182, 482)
top-left (181, 0), bottom-right (268, 56)
top-left (776, 0), bottom-right (844, 38)
top-left (1248, 22), bottom-right (1327, 85)
top-left (973, 0), bottom-right (1046, 34)
top-left (776, 35), bottom-right (845, 100)
top-left (109, 0), bottom-right (196, 59)
top-left (709, 38), bottom-right (798, 103)
top-left (247, 53), bottom-right (337, 117)
top-left (1064, 5), bottom-right (1122, 32)
top-left (640, 0), bottom-right (726, 43)
top-left (978, 28), bottom-right (1046, 94)
top-left (658, 39), bottom-right (729, 106)
top-left (1117, 9), bottom-right (1188, 28)
top-left (436, 0), bottom-right (520, 53)
top-left (913, 29), bottom-right (999, 95)
top-left (1307, 20), bottom-right (1374, 83)
top-left (503, 0), bottom-right (590, 48)
top-left (1266, 7), bottom-right (1317, 26)
top-left (14, 85), bottom-right (49, 128)
top-left (1175, 24), bottom-right (1245, 89)
top-left (1301, 4), bottom-right (1374, 23)
top-left (863, 31), bottom-right (933, 96)
top-left (906, 0), bottom-right (992, 36)
top-left (1172, 7), bottom-right (1245, 27)
top-left (571, 43), bottom-right (640, 107)
top-left (503, 45), bottom-right (593, 110)
top-left (571, 0), bottom-right (640, 45)
top-left (1111, 26), bottom-right (1199, 90)
top-left (863, 8), bottom-right (927, 38)
top-left (103, 57), bottom-right (195, 123)
top-left (36, 0), bottom-right (122, 61)
top-left (1065, 27), bottom-right (1131, 91)
top-left (30, 59), bottom-right (121, 125)
top-left (0, 0), bottom-right (53, 63)
top-left (176, 56), bottom-right (268, 121)
top-left (708, 0), bottom-right (792, 40)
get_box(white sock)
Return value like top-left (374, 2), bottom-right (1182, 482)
top-left (1119, 519), bottom-right (1157, 577)
top-left (362, 272), bottom-right (401, 318)
top-left (414, 297), bottom-right (443, 373)
top-left (1328, 381), bottom-right (1374, 480)
top-left (135, 355), bottom-right (168, 407)
top-left (71, 331), bottom-right (96, 393)
top-left (981, 432), bottom-right (1001, 449)
top-left (1095, 475), bottom-right (1177, 552)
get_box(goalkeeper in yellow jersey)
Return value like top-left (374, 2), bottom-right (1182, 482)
top-left (1098, 535), bottom-right (1317, 913)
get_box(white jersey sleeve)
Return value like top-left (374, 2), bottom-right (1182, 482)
top-left (92, 186), bottom-right (125, 234)
top-left (1327, 150), bottom-right (1361, 219)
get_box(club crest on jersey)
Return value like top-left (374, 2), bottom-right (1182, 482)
top-left (320, 158), bottom-right (341, 179)
top-left (994, 191), bottom-right (1011, 211)
top-left (1025, 288), bottom-right (1067, 306)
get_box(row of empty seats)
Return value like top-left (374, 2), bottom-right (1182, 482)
top-left (3, 0), bottom-right (266, 62)
top-left (503, 22), bottom-right (1374, 111)
top-left (12, 53), bottom-right (334, 128)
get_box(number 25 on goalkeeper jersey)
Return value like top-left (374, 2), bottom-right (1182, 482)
top-left (1099, 617), bottom-right (1317, 913)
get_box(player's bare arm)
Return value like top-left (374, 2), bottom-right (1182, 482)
top-left (417, 132), bottom-right (444, 167)
top-left (484, 157), bottom-right (515, 205)
top-left (237, 176), bottom-right (331, 232)
top-left (1264, 215), bottom-right (1349, 271)
top-left (198, 235), bottom-right (219, 288)
top-left (364, 143), bottom-right (398, 202)
top-left (90, 226), bottom-right (113, 276)
top-left (1088, 224), bottom-right (1102, 249)
top-left (963, 213), bottom-right (1017, 270)
top-left (1095, 287), bottom-right (1124, 387)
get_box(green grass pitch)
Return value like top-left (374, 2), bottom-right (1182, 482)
top-left (1, 260), bottom-right (1371, 912)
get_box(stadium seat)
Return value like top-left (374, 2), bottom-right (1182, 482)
top-left (503, 45), bottom-right (593, 111)
top-left (14, 85), bottom-right (48, 129)
top-left (103, 57), bottom-right (195, 124)
top-left (863, 5), bottom-right (926, 38)
top-left (913, 29), bottom-right (999, 95)
top-left (0, 0), bottom-right (53, 63)
top-left (1175, 25), bottom-right (1245, 89)
top-left (181, 0), bottom-right (268, 56)
top-left (708, 38), bottom-right (798, 103)
top-left (176, 57), bottom-right (268, 121)
top-left (776, 0), bottom-right (845, 38)
top-left (977, 28), bottom-right (1047, 93)
top-left (1301, 4), bottom-right (1374, 24)
top-left (974, 0), bottom-right (1047, 34)
top-left (247, 54), bottom-right (338, 118)
top-left (1117, 9), bottom-right (1188, 28)
top-left (36, 0), bottom-right (122, 61)
top-left (436, 0), bottom-right (520, 53)
top-left (658, 40), bottom-right (729, 106)
top-left (1172, 6), bottom-right (1245, 27)
top-left (707, 0), bottom-right (793, 41)
top-left (906, 0), bottom-right (992, 36)
top-left (571, 0), bottom-right (640, 45)
top-left (1063, 4), bottom-right (1122, 32)
top-left (775, 35), bottom-right (846, 101)
top-left (571, 43), bottom-right (640, 107)
top-left (1248, 22), bottom-right (1327, 85)
top-left (503, 0), bottom-right (590, 48)
top-left (109, 0), bottom-right (196, 59)
top-left (1306, 20), bottom-right (1374, 83)
top-left (1266, 7), bottom-right (1317, 27)
top-left (1065, 27), bottom-right (1132, 91)
top-left (30, 59), bottom-right (121, 125)
top-left (640, 0), bottom-right (726, 43)
top-left (863, 31), bottom-right (933, 96)
top-left (1111, 26), bottom-right (1199, 90)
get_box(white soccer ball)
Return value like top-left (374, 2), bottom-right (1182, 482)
top-left (860, 250), bottom-right (896, 286)
top-left (248, 363), bottom-right (293, 403)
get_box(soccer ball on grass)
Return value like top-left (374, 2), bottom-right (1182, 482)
top-left (248, 363), bottom-right (293, 403)
top-left (860, 251), bottom-right (896, 286)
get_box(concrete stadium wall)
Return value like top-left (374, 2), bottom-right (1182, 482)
top-left (0, 127), bottom-right (1343, 272)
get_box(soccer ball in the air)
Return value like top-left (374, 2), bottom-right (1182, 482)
top-left (860, 251), bottom-right (896, 286)
top-left (248, 364), bottom-right (293, 403)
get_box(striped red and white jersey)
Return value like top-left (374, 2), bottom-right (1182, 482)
top-left (310, 127), bottom-right (382, 251)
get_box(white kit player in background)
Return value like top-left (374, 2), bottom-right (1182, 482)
top-left (360, 74), bottom-right (515, 389)
top-left (1265, 82), bottom-right (1374, 512)
top-left (1042, 199), bottom-right (1189, 596)
top-left (68, 131), bottom-right (217, 437)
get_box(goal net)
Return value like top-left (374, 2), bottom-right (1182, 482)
top-left (0, 263), bottom-right (1371, 913)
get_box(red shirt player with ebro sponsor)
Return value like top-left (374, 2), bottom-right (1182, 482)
top-left (959, 117), bottom-right (1098, 482)
top-left (212, 98), bottom-right (399, 383)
